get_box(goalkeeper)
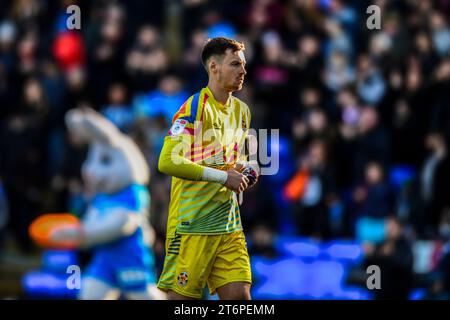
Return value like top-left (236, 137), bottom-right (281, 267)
top-left (157, 37), bottom-right (259, 300)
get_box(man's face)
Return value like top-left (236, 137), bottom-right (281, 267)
top-left (212, 48), bottom-right (247, 92)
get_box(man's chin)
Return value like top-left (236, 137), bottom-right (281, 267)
top-left (230, 84), bottom-right (243, 92)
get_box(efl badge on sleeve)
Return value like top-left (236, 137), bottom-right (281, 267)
top-left (241, 118), bottom-right (247, 131)
top-left (169, 119), bottom-right (188, 136)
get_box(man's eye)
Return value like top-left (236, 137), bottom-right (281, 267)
top-left (100, 154), bottom-right (111, 165)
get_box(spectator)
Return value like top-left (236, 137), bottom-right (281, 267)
top-left (0, 20), bottom-right (17, 73)
top-left (126, 24), bottom-right (169, 91)
top-left (244, 0), bottom-right (284, 41)
top-left (414, 31), bottom-right (439, 76)
top-left (323, 18), bottom-right (353, 65)
top-left (353, 107), bottom-right (391, 182)
top-left (133, 74), bottom-right (189, 124)
top-left (101, 82), bottom-right (134, 133)
top-left (356, 54), bottom-right (386, 106)
top-left (429, 12), bottom-right (450, 58)
top-left (419, 132), bottom-right (450, 235)
top-left (182, 29), bottom-right (208, 92)
top-left (286, 139), bottom-right (335, 239)
top-left (436, 208), bottom-right (450, 297)
top-left (0, 109), bottom-right (47, 251)
top-left (354, 162), bottom-right (395, 217)
top-left (288, 34), bottom-right (323, 88)
top-left (363, 216), bottom-right (414, 300)
top-left (326, 0), bottom-right (358, 36)
top-left (253, 30), bottom-right (291, 130)
top-left (324, 50), bottom-right (355, 92)
top-left (16, 31), bottom-right (39, 76)
top-left (353, 162), bottom-right (395, 243)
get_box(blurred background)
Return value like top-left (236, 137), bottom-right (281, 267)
top-left (0, 0), bottom-right (450, 300)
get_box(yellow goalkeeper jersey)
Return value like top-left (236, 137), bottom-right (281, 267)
top-left (158, 86), bottom-right (251, 237)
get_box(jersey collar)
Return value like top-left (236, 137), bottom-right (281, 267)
top-left (205, 86), bottom-right (232, 113)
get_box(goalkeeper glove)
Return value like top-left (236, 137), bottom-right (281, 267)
top-left (242, 165), bottom-right (258, 188)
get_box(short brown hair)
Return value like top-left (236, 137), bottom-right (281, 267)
top-left (201, 37), bottom-right (245, 70)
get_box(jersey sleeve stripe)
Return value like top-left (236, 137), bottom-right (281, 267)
top-left (200, 93), bottom-right (208, 121)
top-left (172, 100), bottom-right (188, 124)
top-left (189, 92), bottom-right (200, 122)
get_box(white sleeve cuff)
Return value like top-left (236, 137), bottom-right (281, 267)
top-left (201, 167), bottom-right (228, 184)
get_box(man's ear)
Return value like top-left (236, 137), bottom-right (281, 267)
top-left (209, 58), bottom-right (218, 74)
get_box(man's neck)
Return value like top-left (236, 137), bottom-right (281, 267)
top-left (207, 82), bottom-right (231, 106)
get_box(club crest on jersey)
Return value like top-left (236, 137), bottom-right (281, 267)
top-left (177, 271), bottom-right (188, 286)
top-left (169, 119), bottom-right (188, 136)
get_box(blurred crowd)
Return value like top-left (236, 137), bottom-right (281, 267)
top-left (1, 0), bottom-right (450, 299)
